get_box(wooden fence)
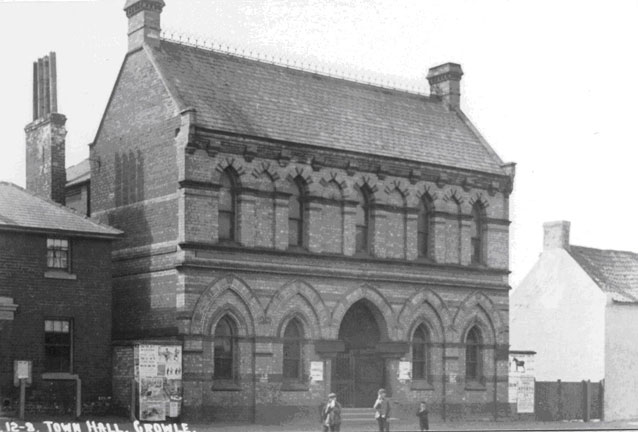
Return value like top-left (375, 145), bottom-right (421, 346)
top-left (535, 380), bottom-right (604, 421)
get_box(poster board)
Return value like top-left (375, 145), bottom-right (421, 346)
top-left (398, 361), bottom-right (411, 380)
top-left (508, 351), bottom-right (536, 412)
top-left (136, 344), bottom-right (182, 421)
top-left (310, 361), bottom-right (324, 381)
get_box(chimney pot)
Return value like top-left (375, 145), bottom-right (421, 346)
top-left (427, 62), bottom-right (463, 110)
top-left (543, 221), bottom-right (571, 251)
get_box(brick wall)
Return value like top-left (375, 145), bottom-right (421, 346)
top-left (0, 231), bottom-right (113, 413)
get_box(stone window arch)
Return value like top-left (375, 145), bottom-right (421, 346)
top-left (288, 178), bottom-right (306, 248)
top-left (283, 318), bottom-right (305, 381)
top-left (219, 168), bottom-right (239, 242)
top-left (412, 324), bottom-right (431, 381)
top-left (213, 315), bottom-right (238, 380)
top-left (417, 194), bottom-right (434, 259)
top-left (465, 325), bottom-right (483, 382)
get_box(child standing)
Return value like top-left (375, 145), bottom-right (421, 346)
top-left (416, 401), bottom-right (429, 431)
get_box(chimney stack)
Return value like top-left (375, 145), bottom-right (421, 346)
top-left (124, 0), bottom-right (165, 52)
top-left (543, 221), bottom-right (571, 251)
top-left (427, 63), bottom-right (463, 110)
top-left (25, 52), bottom-right (67, 205)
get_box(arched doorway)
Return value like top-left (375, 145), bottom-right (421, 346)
top-left (333, 300), bottom-right (386, 407)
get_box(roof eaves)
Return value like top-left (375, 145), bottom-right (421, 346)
top-left (0, 224), bottom-right (122, 240)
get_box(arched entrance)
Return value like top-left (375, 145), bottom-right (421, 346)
top-left (333, 300), bottom-right (386, 407)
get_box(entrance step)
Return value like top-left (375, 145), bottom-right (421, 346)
top-left (340, 408), bottom-right (398, 423)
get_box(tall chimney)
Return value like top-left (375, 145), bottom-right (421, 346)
top-left (427, 63), bottom-right (463, 110)
top-left (543, 221), bottom-right (571, 251)
top-left (25, 52), bottom-right (67, 205)
top-left (124, 0), bottom-right (165, 52)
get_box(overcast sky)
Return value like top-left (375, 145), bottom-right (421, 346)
top-left (1, 0), bottom-right (637, 287)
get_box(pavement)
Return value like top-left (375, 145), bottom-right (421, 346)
top-left (3, 416), bottom-right (638, 432)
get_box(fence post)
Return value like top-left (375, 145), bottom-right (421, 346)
top-left (599, 379), bottom-right (605, 421)
top-left (583, 380), bottom-right (591, 422)
top-left (557, 379), bottom-right (562, 421)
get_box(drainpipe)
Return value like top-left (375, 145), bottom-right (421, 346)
top-left (493, 343), bottom-right (498, 421)
top-left (442, 342), bottom-right (446, 421)
top-left (252, 336), bottom-right (257, 423)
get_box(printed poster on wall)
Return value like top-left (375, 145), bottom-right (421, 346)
top-left (310, 361), bottom-right (324, 381)
top-left (517, 376), bottom-right (535, 413)
top-left (508, 352), bottom-right (536, 406)
top-left (398, 361), bottom-right (411, 380)
top-left (136, 344), bottom-right (183, 421)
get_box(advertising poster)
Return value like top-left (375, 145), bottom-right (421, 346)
top-left (310, 361), bottom-right (324, 381)
top-left (508, 352), bottom-right (536, 411)
top-left (517, 376), bottom-right (535, 413)
top-left (398, 361), bottom-right (411, 380)
top-left (136, 344), bottom-right (182, 421)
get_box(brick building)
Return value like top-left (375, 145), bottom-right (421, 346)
top-left (0, 52), bottom-right (121, 416)
top-left (40, 0), bottom-right (515, 423)
top-left (0, 182), bottom-right (121, 414)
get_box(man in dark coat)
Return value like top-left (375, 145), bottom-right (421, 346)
top-left (374, 388), bottom-right (391, 432)
top-left (319, 392), bottom-right (342, 432)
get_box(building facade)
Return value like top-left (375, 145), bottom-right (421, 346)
top-left (511, 221), bottom-right (638, 421)
top-left (79, 0), bottom-right (514, 423)
top-left (0, 182), bottom-right (120, 415)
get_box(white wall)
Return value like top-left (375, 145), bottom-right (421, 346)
top-left (605, 301), bottom-right (638, 420)
top-left (510, 248), bottom-right (606, 381)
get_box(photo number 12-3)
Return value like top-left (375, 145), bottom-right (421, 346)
top-left (4, 422), bottom-right (36, 432)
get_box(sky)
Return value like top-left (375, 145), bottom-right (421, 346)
top-left (0, 0), bottom-right (637, 287)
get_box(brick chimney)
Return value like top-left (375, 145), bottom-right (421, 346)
top-left (124, 0), bottom-right (165, 52)
top-left (25, 52), bottom-right (67, 205)
top-left (543, 221), bottom-right (571, 251)
top-left (427, 63), bottom-right (463, 110)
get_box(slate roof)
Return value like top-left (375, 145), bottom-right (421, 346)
top-left (66, 159), bottom-right (90, 187)
top-left (148, 40), bottom-right (506, 175)
top-left (0, 182), bottom-right (121, 238)
top-left (570, 246), bottom-right (638, 303)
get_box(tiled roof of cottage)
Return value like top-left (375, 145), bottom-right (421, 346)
top-left (148, 40), bottom-right (506, 175)
top-left (570, 246), bottom-right (638, 303)
top-left (0, 182), bottom-right (121, 238)
top-left (66, 158), bottom-right (90, 187)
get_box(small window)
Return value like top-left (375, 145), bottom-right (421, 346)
top-left (213, 316), bottom-right (236, 380)
top-left (417, 197), bottom-right (433, 258)
top-left (283, 319), bottom-right (304, 381)
top-left (288, 180), bottom-right (304, 247)
top-left (218, 170), bottom-right (237, 241)
top-left (465, 326), bottom-right (482, 381)
top-left (471, 203), bottom-right (485, 265)
top-left (412, 324), bottom-right (430, 380)
top-left (44, 319), bottom-right (72, 372)
top-left (355, 189), bottom-right (370, 253)
top-left (47, 239), bottom-right (70, 271)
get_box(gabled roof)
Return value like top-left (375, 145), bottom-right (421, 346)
top-left (0, 182), bottom-right (121, 239)
top-left (66, 158), bottom-right (90, 187)
top-left (570, 246), bottom-right (638, 303)
top-left (147, 40), bottom-right (506, 175)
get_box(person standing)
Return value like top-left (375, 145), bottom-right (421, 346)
top-left (320, 392), bottom-right (342, 432)
top-left (373, 388), bottom-right (391, 432)
top-left (416, 401), bottom-right (429, 431)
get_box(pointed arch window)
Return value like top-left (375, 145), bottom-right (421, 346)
top-left (417, 196), bottom-right (433, 258)
top-left (218, 169), bottom-right (238, 241)
top-left (355, 188), bottom-right (371, 253)
top-left (283, 318), bottom-right (304, 381)
top-left (471, 203), bottom-right (485, 265)
top-left (412, 324), bottom-right (430, 381)
top-left (465, 326), bottom-right (482, 382)
top-left (288, 180), bottom-right (305, 247)
top-left (213, 316), bottom-right (237, 380)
